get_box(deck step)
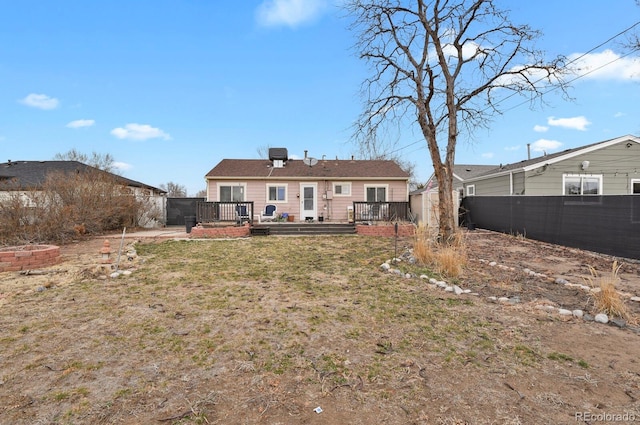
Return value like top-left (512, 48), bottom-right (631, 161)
top-left (251, 223), bottom-right (356, 236)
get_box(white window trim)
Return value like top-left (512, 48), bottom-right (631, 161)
top-left (217, 182), bottom-right (247, 202)
top-left (631, 178), bottom-right (640, 194)
top-left (333, 182), bottom-right (352, 196)
top-left (466, 185), bottom-right (475, 197)
top-left (562, 174), bottom-right (603, 195)
top-left (266, 183), bottom-right (288, 203)
top-left (364, 184), bottom-right (389, 202)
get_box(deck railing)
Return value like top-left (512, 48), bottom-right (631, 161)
top-left (352, 201), bottom-right (411, 222)
top-left (196, 201), bottom-right (254, 225)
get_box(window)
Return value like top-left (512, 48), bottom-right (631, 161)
top-left (466, 185), bottom-right (475, 196)
top-left (219, 184), bottom-right (245, 201)
top-left (365, 185), bottom-right (387, 202)
top-left (333, 182), bottom-right (351, 196)
top-left (267, 185), bottom-right (287, 202)
top-left (563, 174), bottom-right (602, 195)
top-left (632, 179), bottom-right (640, 194)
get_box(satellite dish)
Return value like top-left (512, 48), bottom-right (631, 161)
top-left (303, 157), bottom-right (318, 167)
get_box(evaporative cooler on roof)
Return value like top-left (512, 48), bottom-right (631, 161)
top-left (268, 148), bottom-right (288, 161)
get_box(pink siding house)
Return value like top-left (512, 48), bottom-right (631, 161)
top-left (204, 148), bottom-right (410, 223)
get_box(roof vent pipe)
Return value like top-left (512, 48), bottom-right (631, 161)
top-left (304, 150), bottom-right (308, 159)
top-left (527, 144), bottom-right (531, 160)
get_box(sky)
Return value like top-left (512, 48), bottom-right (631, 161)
top-left (1, 0), bottom-right (639, 195)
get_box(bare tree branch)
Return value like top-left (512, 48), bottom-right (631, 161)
top-left (346, 0), bottom-right (568, 240)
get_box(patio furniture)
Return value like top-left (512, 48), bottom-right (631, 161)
top-left (260, 204), bottom-right (277, 222)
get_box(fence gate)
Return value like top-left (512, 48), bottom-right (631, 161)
top-left (166, 198), bottom-right (205, 226)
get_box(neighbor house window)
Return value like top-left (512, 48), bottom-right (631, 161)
top-left (219, 183), bottom-right (246, 201)
top-left (466, 185), bottom-right (475, 196)
top-left (333, 182), bottom-right (351, 196)
top-left (267, 184), bottom-right (287, 202)
top-left (365, 185), bottom-right (387, 202)
top-left (563, 174), bottom-right (602, 195)
top-left (632, 179), bottom-right (640, 194)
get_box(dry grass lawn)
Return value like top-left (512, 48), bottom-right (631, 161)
top-left (2, 233), bottom-right (640, 424)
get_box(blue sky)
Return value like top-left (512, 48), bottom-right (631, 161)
top-left (1, 0), bottom-right (639, 195)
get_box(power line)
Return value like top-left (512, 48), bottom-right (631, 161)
top-left (380, 19), bottom-right (640, 157)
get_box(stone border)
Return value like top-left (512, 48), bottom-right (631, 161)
top-left (380, 254), bottom-right (639, 329)
top-left (0, 245), bottom-right (61, 272)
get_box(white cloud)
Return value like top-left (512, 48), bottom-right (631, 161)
top-left (533, 125), bottom-right (548, 133)
top-left (66, 119), bottom-right (95, 129)
top-left (112, 161), bottom-right (132, 171)
top-left (547, 116), bottom-right (591, 131)
top-left (110, 123), bottom-right (171, 141)
top-left (504, 145), bottom-right (520, 151)
top-left (530, 139), bottom-right (562, 153)
top-left (568, 49), bottom-right (640, 81)
top-left (614, 112), bottom-right (626, 118)
top-left (256, 0), bottom-right (328, 28)
top-left (481, 152), bottom-right (494, 159)
top-left (20, 93), bottom-right (59, 110)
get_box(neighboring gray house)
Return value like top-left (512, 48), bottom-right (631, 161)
top-left (0, 160), bottom-right (167, 227)
top-left (462, 135), bottom-right (640, 197)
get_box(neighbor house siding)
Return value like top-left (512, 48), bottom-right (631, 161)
top-left (523, 143), bottom-right (640, 195)
top-left (512, 172), bottom-right (525, 195)
top-left (472, 174), bottom-right (511, 196)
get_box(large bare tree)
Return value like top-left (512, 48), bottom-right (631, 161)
top-left (346, 0), bottom-right (567, 241)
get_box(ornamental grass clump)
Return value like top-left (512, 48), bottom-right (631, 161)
top-left (413, 224), bottom-right (467, 278)
top-left (587, 261), bottom-right (632, 321)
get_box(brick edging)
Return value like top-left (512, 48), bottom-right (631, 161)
top-left (189, 223), bottom-right (251, 238)
top-left (356, 224), bottom-right (416, 237)
top-left (0, 245), bottom-right (61, 272)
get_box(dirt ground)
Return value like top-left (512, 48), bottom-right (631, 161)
top-left (2, 229), bottom-right (640, 424)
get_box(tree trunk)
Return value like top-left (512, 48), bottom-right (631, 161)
top-left (437, 171), bottom-right (456, 242)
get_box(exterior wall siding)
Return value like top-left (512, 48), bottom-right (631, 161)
top-left (466, 142), bottom-right (640, 196)
top-left (207, 178), bottom-right (408, 222)
top-left (512, 172), bottom-right (525, 195)
top-left (469, 174), bottom-right (511, 196)
top-left (524, 143), bottom-right (640, 195)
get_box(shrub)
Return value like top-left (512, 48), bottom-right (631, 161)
top-left (0, 169), bottom-right (160, 245)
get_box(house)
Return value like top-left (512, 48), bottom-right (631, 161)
top-left (0, 160), bottom-right (167, 227)
top-left (410, 164), bottom-right (497, 226)
top-left (462, 135), bottom-right (640, 197)
top-left (204, 148), bottom-right (410, 222)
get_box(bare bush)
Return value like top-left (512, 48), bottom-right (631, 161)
top-left (413, 224), bottom-right (467, 278)
top-left (587, 261), bottom-right (633, 322)
top-left (0, 170), bottom-right (159, 245)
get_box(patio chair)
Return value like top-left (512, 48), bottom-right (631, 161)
top-left (235, 205), bottom-right (250, 224)
top-left (260, 204), bottom-right (277, 222)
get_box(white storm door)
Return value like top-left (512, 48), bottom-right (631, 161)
top-left (300, 183), bottom-right (317, 220)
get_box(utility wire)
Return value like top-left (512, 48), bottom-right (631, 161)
top-left (383, 19), bottom-right (640, 157)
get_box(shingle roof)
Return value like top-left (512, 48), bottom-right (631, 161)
top-left (413, 164), bottom-right (498, 194)
top-left (0, 160), bottom-right (165, 193)
top-left (205, 159), bottom-right (410, 180)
